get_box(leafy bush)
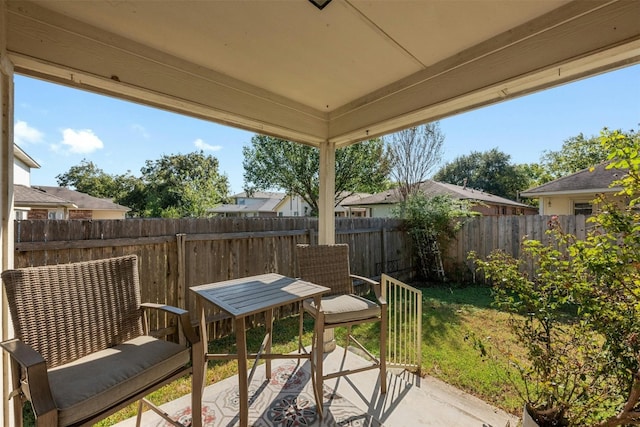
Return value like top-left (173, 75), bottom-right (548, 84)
top-left (394, 193), bottom-right (477, 281)
top-left (471, 128), bottom-right (640, 427)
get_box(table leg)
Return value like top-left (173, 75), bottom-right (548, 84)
top-left (265, 308), bottom-right (273, 379)
top-left (313, 295), bottom-right (324, 417)
top-left (236, 317), bottom-right (248, 427)
top-left (191, 299), bottom-right (206, 427)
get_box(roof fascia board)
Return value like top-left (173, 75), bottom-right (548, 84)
top-left (13, 144), bottom-right (39, 168)
top-left (6, 1), bottom-right (329, 146)
top-left (328, 0), bottom-right (640, 146)
top-left (521, 187), bottom-right (622, 197)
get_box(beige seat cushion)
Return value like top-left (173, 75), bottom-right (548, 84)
top-left (304, 294), bottom-right (381, 325)
top-left (48, 335), bottom-right (189, 426)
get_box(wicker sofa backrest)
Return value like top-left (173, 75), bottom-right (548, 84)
top-left (2, 255), bottom-right (144, 369)
top-left (296, 244), bottom-right (353, 296)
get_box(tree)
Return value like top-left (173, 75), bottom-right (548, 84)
top-left (242, 135), bottom-right (391, 215)
top-left (56, 159), bottom-right (118, 198)
top-left (433, 148), bottom-right (529, 200)
top-left (140, 151), bottom-right (230, 218)
top-left (540, 133), bottom-right (609, 180)
top-left (385, 122), bottom-right (444, 201)
top-left (56, 160), bottom-right (144, 212)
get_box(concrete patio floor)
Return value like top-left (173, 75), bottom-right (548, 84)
top-left (115, 346), bottom-right (518, 427)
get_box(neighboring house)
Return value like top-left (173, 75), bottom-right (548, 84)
top-left (210, 191), bottom-right (372, 218)
top-left (13, 144), bottom-right (130, 220)
top-left (334, 193), bottom-right (371, 217)
top-left (210, 192), bottom-right (311, 217)
top-left (28, 186), bottom-right (130, 220)
top-left (14, 184), bottom-right (77, 220)
top-left (14, 144), bottom-right (39, 187)
top-left (520, 162), bottom-right (625, 216)
top-left (342, 180), bottom-right (537, 217)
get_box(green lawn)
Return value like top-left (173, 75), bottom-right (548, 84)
top-left (91, 284), bottom-right (523, 425)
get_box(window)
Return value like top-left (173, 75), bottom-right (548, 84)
top-left (574, 202), bottom-right (593, 215)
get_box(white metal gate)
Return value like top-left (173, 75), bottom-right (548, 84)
top-left (381, 274), bottom-right (422, 373)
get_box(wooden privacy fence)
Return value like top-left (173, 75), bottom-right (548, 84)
top-left (444, 214), bottom-right (589, 282)
top-left (13, 217), bottom-right (414, 339)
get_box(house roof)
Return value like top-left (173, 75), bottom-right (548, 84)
top-left (211, 192), bottom-right (287, 214)
top-left (343, 180), bottom-right (530, 208)
top-left (14, 185), bottom-right (76, 208)
top-left (232, 191), bottom-right (285, 199)
top-left (520, 163), bottom-right (625, 197)
top-left (32, 186), bottom-right (131, 212)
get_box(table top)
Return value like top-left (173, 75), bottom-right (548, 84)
top-left (190, 273), bottom-right (330, 318)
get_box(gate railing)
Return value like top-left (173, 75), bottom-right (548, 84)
top-left (381, 274), bottom-right (422, 373)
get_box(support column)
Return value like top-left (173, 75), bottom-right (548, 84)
top-left (318, 140), bottom-right (337, 351)
top-left (318, 140), bottom-right (335, 245)
top-left (0, 1), bottom-right (15, 424)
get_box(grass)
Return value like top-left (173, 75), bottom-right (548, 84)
top-left (25, 284), bottom-right (524, 425)
top-left (416, 284), bottom-right (524, 414)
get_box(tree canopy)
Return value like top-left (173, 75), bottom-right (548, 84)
top-left (56, 160), bottom-right (120, 199)
top-left (539, 133), bottom-right (609, 181)
top-left (433, 148), bottom-right (529, 200)
top-left (140, 151), bottom-right (230, 218)
top-left (242, 135), bottom-right (391, 215)
top-left (56, 151), bottom-right (230, 218)
top-left (385, 122), bottom-right (444, 201)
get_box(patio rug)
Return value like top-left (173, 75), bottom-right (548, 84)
top-left (157, 360), bottom-right (384, 427)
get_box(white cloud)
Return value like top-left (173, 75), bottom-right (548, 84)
top-left (194, 138), bottom-right (222, 152)
top-left (14, 120), bottom-right (44, 145)
top-left (59, 128), bottom-right (104, 154)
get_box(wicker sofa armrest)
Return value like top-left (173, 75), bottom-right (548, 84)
top-left (0, 339), bottom-right (57, 420)
top-left (349, 274), bottom-right (386, 305)
top-left (141, 303), bottom-right (199, 345)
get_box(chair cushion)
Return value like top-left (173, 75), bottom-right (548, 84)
top-left (48, 335), bottom-right (189, 426)
top-left (304, 294), bottom-right (381, 325)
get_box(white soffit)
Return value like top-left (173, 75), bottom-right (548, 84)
top-left (6, 0), bottom-right (640, 147)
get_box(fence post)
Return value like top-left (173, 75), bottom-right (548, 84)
top-left (381, 226), bottom-right (388, 275)
top-left (176, 233), bottom-right (187, 344)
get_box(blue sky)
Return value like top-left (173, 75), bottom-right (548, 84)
top-left (14, 63), bottom-right (640, 195)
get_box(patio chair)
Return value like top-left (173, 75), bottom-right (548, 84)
top-left (296, 244), bottom-right (387, 408)
top-left (0, 255), bottom-right (200, 427)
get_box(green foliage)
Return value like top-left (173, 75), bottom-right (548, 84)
top-left (56, 160), bottom-right (112, 197)
top-left (242, 135), bottom-right (391, 215)
top-left (394, 193), bottom-right (475, 239)
top-left (540, 133), bottom-right (609, 180)
top-left (471, 128), bottom-right (640, 427)
top-left (471, 232), bottom-right (618, 426)
top-left (433, 148), bottom-right (529, 200)
top-left (56, 152), bottom-right (230, 218)
top-left (140, 151), bottom-right (230, 218)
top-left (395, 193), bottom-right (477, 280)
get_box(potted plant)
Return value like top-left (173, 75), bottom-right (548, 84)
top-left (471, 128), bottom-right (640, 427)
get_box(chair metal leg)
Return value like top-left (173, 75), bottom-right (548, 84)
top-left (380, 306), bottom-right (387, 394)
top-left (313, 295), bottom-right (325, 417)
top-left (298, 301), bottom-right (305, 353)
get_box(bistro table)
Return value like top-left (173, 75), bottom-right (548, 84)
top-left (190, 273), bottom-right (330, 427)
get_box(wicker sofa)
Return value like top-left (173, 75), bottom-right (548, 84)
top-left (0, 255), bottom-right (200, 426)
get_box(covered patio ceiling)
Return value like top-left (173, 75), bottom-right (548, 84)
top-left (5, 0), bottom-right (640, 148)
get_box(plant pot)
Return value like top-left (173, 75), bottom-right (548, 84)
top-left (522, 404), bottom-right (540, 427)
